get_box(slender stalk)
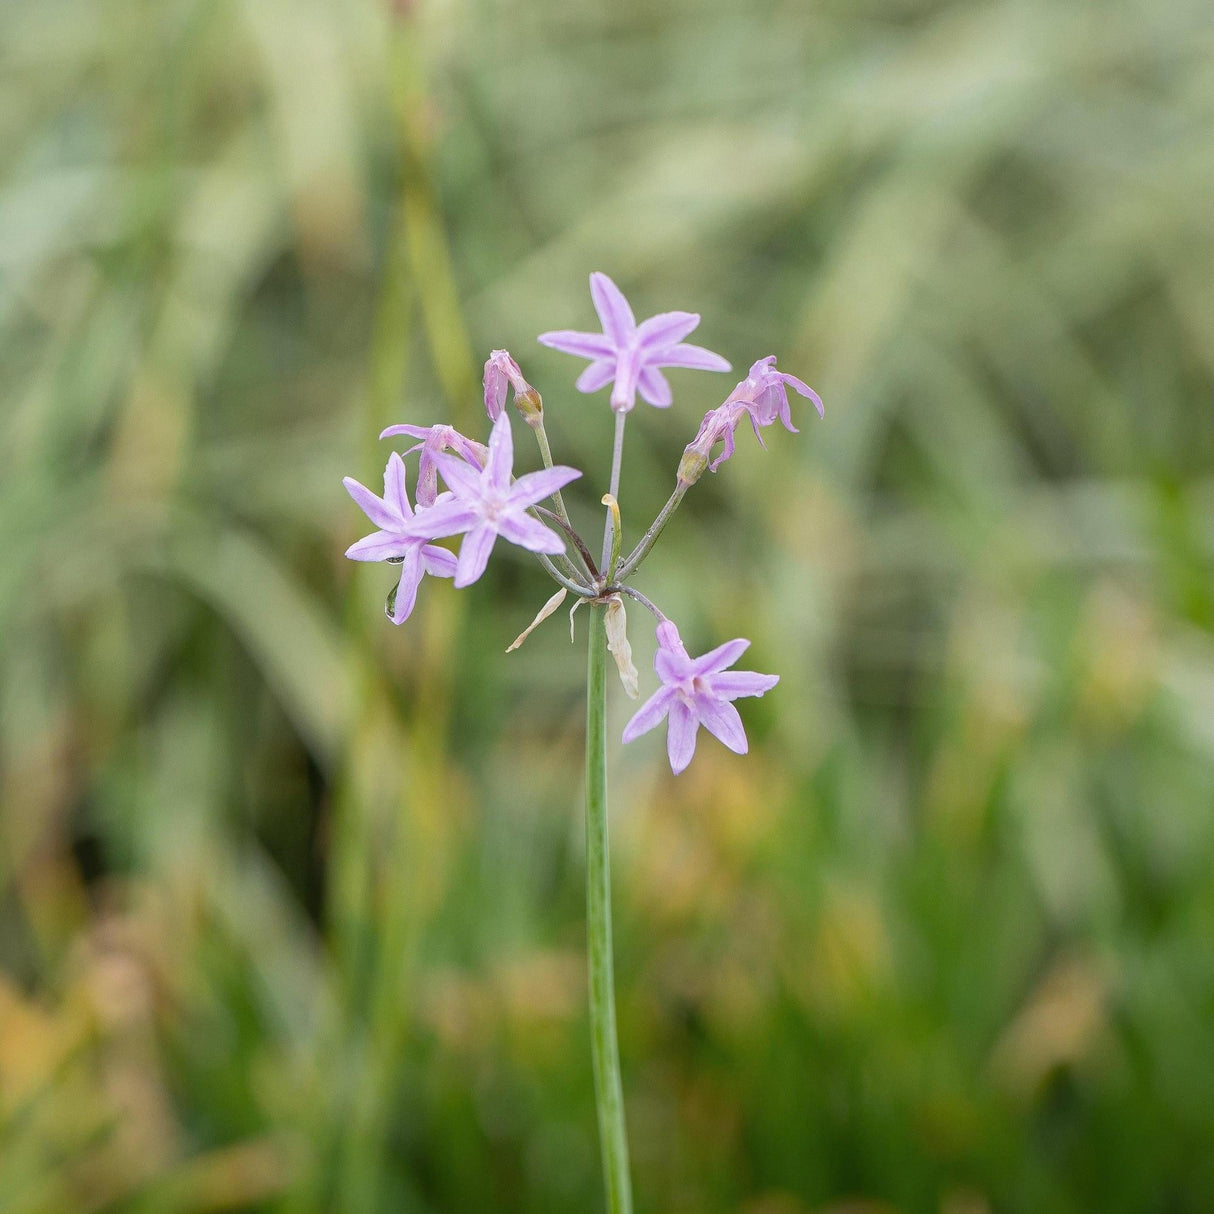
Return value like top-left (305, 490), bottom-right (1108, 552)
top-left (534, 504), bottom-right (598, 579)
top-left (531, 416), bottom-right (574, 529)
top-left (535, 551), bottom-right (595, 597)
top-left (617, 481), bottom-right (687, 580)
top-left (601, 411), bottom-right (627, 569)
top-left (585, 606), bottom-right (633, 1214)
top-left (615, 584), bottom-right (664, 621)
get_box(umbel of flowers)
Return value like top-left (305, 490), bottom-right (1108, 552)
top-left (344, 271), bottom-right (822, 775)
top-left (344, 271), bottom-right (821, 1214)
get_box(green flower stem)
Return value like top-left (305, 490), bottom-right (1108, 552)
top-left (585, 605), bottom-right (633, 1214)
top-left (531, 416), bottom-right (575, 531)
top-left (600, 411), bottom-right (627, 569)
top-left (617, 481), bottom-right (687, 580)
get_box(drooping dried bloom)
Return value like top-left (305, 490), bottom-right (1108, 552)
top-left (681, 355), bottom-right (823, 482)
top-left (538, 272), bottom-right (730, 413)
top-left (407, 411), bottom-right (582, 588)
top-left (621, 621), bottom-right (778, 775)
top-left (378, 423), bottom-right (488, 507)
top-left (342, 453), bottom-right (458, 623)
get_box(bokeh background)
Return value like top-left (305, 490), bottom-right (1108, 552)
top-left (3, 0), bottom-right (1214, 1210)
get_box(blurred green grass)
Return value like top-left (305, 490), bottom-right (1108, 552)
top-left (2, 0), bottom-right (1214, 1210)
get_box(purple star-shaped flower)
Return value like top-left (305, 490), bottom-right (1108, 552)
top-left (343, 453), bottom-right (459, 624)
top-left (686, 355), bottom-right (824, 473)
top-left (378, 423), bottom-right (488, 507)
top-left (409, 411), bottom-right (582, 588)
top-left (622, 621), bottom-right (779, 775)
top-left (538, 272), bottom-right (731, 413)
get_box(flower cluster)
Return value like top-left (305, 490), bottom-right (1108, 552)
top-left (343, 272), bottom-right (821, 773)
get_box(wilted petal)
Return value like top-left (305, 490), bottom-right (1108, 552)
top-left (497, 512), bottom-right (565, 554)
top-left (507, 465), bottom-right (582, 509)
top-left (421, 544), bottom-right (458, 578)
top-left (343, 477), bottom-right (399, 530)
top-left (637, 366), bottom-right (672, 408)
top-left (622, 685), bottom-right (675, 743)
top-left (454, 523), bottom-right (497, 588)
top-left (666, 700), bottom-right (699, 775)
top-left (657, 343), bottom-right (731, 373)
top-left (538, 329), bottom-right (616, 360)
top-left (636, 310), bottom-right (700, 350)
top-left (506, 588), bottom-right (568, 653)
top-left (688, 637), bottom-right (751, 677)
top-left (707, 670), bottom-right (780, 700)
top-left (708, 424), bottom-right (736, 472)
top-left (589, 271), bottom-right (636, 345)
top-left (779, 373), bottom-right (822, 425)
top-left (604, 595), bottom-right (640, 699)
top-left (345, 531), bottom-right (413, 562)
top-left (576, 359), bottom-right (617, 393)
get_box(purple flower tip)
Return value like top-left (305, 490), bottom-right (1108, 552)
top-left (622, 620), bottom-right (779, 774)
top-left (538, 271), bottom-right (731, 413)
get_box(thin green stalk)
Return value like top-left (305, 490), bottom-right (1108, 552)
top-left (617, 481), bottom-right (687, 580)
top-left (600, 411), bottom-right (627, 569)
top-left (532, 416), bottom-right (574, 530)
top-left (585, 606), bottom-right (633, 1214)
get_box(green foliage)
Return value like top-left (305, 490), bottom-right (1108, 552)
top-left (2, 0), bottom-right (1213, 1210)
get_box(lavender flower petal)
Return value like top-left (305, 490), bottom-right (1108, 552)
top-left (484, 410), bottom-right (513, 493)
top-left (345, 531), bottom-right (413, 562)
top-left (707, 671), bottom-right (780, 699)
top-left (497, 513), bottom-right (565, 554)
top-left (636, 310), bottom-right (700, 350)
top-left (538, 330), bottom-right (616, 360)
top-left (589, 271), bottom-right (636, 345)
top-left (421, 545), bottom-right (458, 578)
top-left (637, 367), bottom-right (673, 408)
top-left (695, 697), bottom-right (748, 754)
top-left (455, 523), bottom-right (498, 588)
top-left (342, 477), bottom-right (398, 530)
top-left (431, 452), bottom-right (484, 499)
top-left (621, 686), bottom-right (675, 743)
top-left (401, 496), bottom-right (478, 540)
top-left (576, 359), bottom-right (617, 393)
top-left (507, 465), bottom-right (583, 507)
top-left (688, 637), bottom-right (751, 677)
top-left (383, 452), bottom-right (413, 519)
top-left (390, 550), bottom-right (423, 624)
top-left (666, 700), bottom-right (699, 775)
top-left (657, 343), bottom-right (732, 372)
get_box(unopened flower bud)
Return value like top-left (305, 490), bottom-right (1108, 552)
top-left (677, 445), bottom-right (708, 486)
top-left (514, 386), bottom-right (544, 426)
top-left (484, 349), bottom-right (539, 423)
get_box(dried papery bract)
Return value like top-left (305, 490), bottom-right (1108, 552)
top-left (341, 270), bottom-right (821, 1214)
